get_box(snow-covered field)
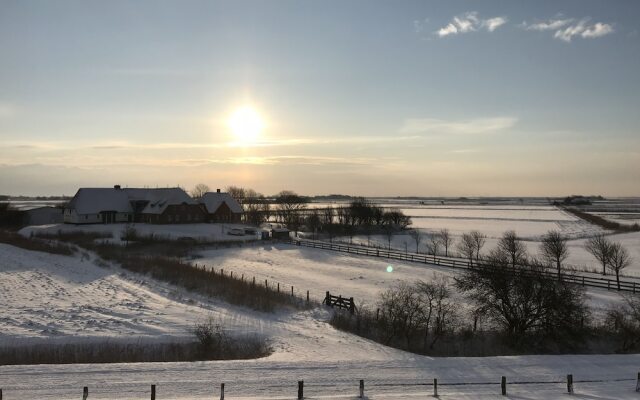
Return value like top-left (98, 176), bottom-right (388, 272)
top-left (1, 221), bottom-right (639, 398)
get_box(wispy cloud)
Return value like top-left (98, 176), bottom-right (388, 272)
top-left (400, 117), bottom-right (517, 135)
top-left (522, 17), bottom-right (613, 42)
top-left (483, 17), bottom-right (508, 32)
top-left (522, 18), bottom-right (573, 32)
top-left (436, 12), bottom-right (507, 37)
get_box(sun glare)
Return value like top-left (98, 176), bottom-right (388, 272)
top-left (228, 106), bottom-right (264, 145)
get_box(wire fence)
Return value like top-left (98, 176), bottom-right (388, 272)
top-left (288, 238), bottom-right (640, 294)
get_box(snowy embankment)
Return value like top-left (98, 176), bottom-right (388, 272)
top-left (0, 242), bottom-right (637, 399)
top-left (20, 222), bottom-right (259, 243)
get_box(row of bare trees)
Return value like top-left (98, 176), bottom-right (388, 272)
top-left (404, 228), bottom-right (633, 289)
top-left (585, 233), bottom-right (633, 287)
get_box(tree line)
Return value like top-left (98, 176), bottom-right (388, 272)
top-left (331, 235), bottom-right (638, 356)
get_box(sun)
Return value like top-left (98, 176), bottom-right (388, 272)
top-left (228, 106), bottom-right (264, 145)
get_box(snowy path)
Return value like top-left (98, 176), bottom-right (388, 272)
top-left (2, 355), bottom-right (640, 399)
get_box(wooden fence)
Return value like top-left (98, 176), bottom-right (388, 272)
top-left (193, 263), bottom-right (314, 304)
top-left (288, 239), bottom-right (640, 294)
top-left (323, 291), bottom-right (356, 314)
top-left (8, 372), bottom-right (639, 399)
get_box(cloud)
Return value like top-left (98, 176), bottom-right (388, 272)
top-left (522, 17), bottom-right (614, 42)
top-left (522, 18), bottom-right (573, 31)
top-left (581, 22), bottom-right (614, 39)
top-left (483, 17), bottom-right (508, 32)
top-left (436, 12), bottom-right (507, 37)
top-left (400, 117), bottom-right (517, 135)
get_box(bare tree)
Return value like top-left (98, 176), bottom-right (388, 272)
top-left (190, 183), bottom-right (210, 200)
top-left (439, 228), bottom-right (453, 257)
top-left (455, 255), bottom-right (589, 347)
top-left (540, 230), bottom-right (569, 276)
top-left (457, 232), bottom-right (476, 266)
top-left (584, 234), bottom-right (613, 276)
top-left (497, 230), bottom-right (528, 268)
top-left (416, 275), bottom-right (454, 350)
top-left (409, 229), bottom-right (423, 253)
top-left (275, 190), bottom-right (308, 233)
top-left (383, 223), bottom-right (395, 250)
top-left (306, 211), bottom-right (321, 240)
top-left (378, 282), bottom-right (423, 348)
top-left (608, 242), bottom-right (632, 290)
top-left (428, 232), bottom-right (441, 257)
top-left (226, 186), bottom-right (246, 202)
top-left (470, 230), bottom-right (486, 261)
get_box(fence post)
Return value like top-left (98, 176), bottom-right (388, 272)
top-left (277, 282), bottom-right (280, 293)
top-left (636, 371), bottom-right (640, 392)
top-left (220, 383), bottom-right (225, 400)
top-left (359, 379), bottom-right (364, 398)
top-left (376, 308), bottom-right (380, 320)
top-left (433, 378), bottom-right (438, 397)
top-left (307, 290), bottom-right (310, 302)
top-left (291, 286), bottom-right (294, 297)
top-left (241, 273), bottom-right (244, 282)
top-left (230, 271), bottom-right (233, 279)
top-left (221, 268), bottom-right (224, 276)
top-left (0, 388), bottom-right (2, 400)
top-left (298, 380), bottom-right (304, 400)
top-left (83, 386), bottom-right (88, 400)
top-left (349, 297), bottom-right (355, 314)
top-left (265, 279), bottom-right (268, 289)
top-left (325, 291), bottom-right (331, 305)
top-left (567, 374), bottom-right (573, 394)
top-left (151, 384), bottom-right (156, 400)
top-left (252, 276), bottom-right (255, 287)
top-left (501, 376), bottom-right (506, 396)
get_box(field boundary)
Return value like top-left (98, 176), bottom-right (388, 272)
top-left (288, 239), bottom-right (640, 293)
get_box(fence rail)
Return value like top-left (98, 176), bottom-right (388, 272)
top-left (8, 373), bottom-right (639, 399)
top-left (288, 239), bottom-right (639, 294)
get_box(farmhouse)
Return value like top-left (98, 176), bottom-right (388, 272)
top-left (64, 186), bottom-right (207, 224)
top-left (199, 189), bottom-right (243, 223)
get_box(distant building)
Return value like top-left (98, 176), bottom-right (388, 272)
top-left (24, 206), bottom-right (63, 225)
top-left (64, 185), bottom-right (207, 224)
top-left (199, 189), bottom-right (244, 223)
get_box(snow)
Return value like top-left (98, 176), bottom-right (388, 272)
top-left (0, 236), bottom-right (637, 399)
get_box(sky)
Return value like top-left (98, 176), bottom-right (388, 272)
top-left (1, 0), bottom-right (639, 197)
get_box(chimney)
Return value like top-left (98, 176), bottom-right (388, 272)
top-left (217, 188), bottom-right (221, 193)
top-left (114, 185), bottom-right (121, 190)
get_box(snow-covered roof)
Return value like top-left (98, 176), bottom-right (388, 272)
top-left (66, 187), bottom-right (195, 215)
top-left (124, 188), bottom-right (195, 215)
top-left (67, 188), bottom-right (133, 214)
top-left (199, 192), bottom-right (244, 214)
